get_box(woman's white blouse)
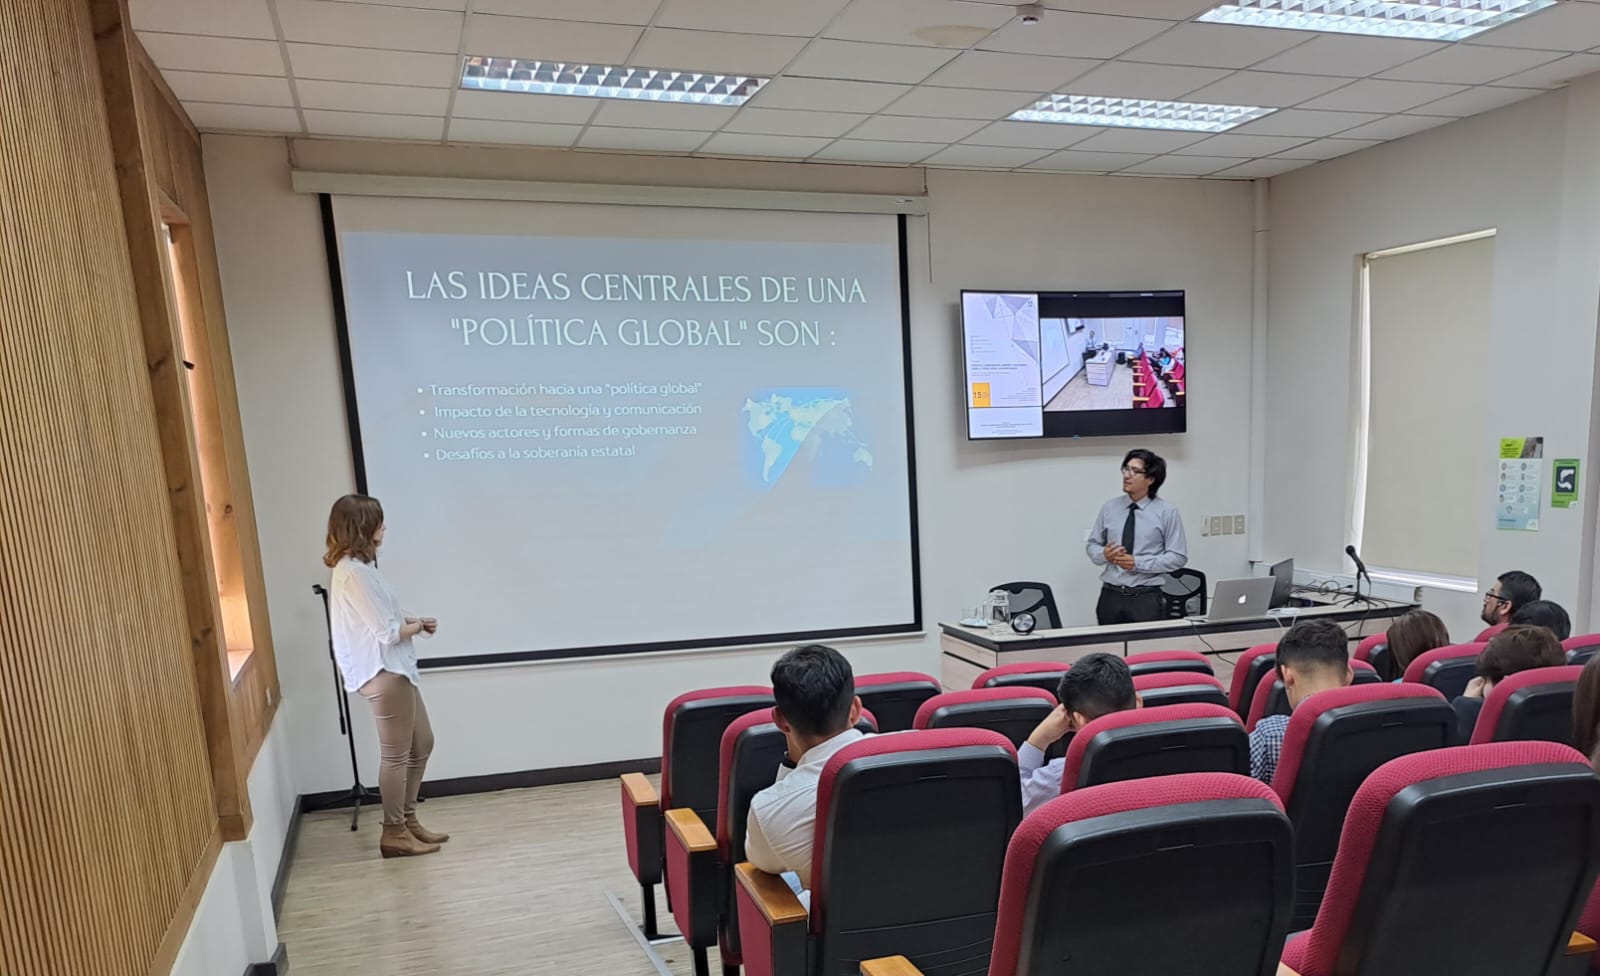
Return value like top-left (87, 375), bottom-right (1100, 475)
top-left (329, 556), bottom-right (420, 692)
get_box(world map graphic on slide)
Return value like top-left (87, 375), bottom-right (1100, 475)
top-left (742, 389), bottom-right (874, 489)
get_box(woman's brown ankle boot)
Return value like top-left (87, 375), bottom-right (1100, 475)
top-left (380, 822), bottom-right (440, 858)
top-left (405, 815), bottom-right (450, 844)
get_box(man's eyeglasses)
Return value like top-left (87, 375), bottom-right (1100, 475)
top-left (1122, 466), bottom-right (1148, 477)
top-left (1483, 591), bottom-right (1509, 603)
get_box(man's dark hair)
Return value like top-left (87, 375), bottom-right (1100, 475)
top-left (1510, 599), bottom-right (1570, 641)
top-left (1497, 570), bottom-right (1542, 614)
top-left (771, 644), bottom-right (855, 738)
top-left (1123, 448), bottom-right (1167, 497)
top-left (1477, 625), bottom-right (1564, 683)
top-left (1054, 653), bottom-right (1136, 720)
top-left (1276, 620), bottom-right (1350, 676)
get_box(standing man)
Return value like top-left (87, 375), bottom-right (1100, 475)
top-left (1086, 448), bottom-right (1188, 625)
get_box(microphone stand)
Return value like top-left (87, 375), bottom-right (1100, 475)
top-left (312, 583), bottom-right (380, 831)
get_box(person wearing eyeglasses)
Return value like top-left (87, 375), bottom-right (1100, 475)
top-left (1086, 448), bottom-right (1188, 625)
top-left (1475, 570), bottom-right (1541, 642)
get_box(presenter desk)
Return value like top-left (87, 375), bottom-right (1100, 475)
top-left (939, 595), bottom-right (1416, 691)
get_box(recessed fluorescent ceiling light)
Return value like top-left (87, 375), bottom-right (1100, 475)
top-left (460, 56), bottom-right (767, 105)
top-left (1197, 0), bottom-right (1557, 41)
top-left (1009, 94), bottom-right (1273, 132)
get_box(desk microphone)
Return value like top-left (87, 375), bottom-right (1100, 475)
top-left (1344, 544), bottom-right (1370, 582)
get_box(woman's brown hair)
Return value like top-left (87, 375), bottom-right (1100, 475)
top-left (1382, 609), bottom-right (1451, 681)
top-left (324, 494), bottom-right (384, 567)
top-left (1574, 654), bottom-right (1600, 770)
top-left (1475, 625), bottom-right (1564, 683)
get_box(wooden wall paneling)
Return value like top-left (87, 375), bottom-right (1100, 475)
top-left (1, 0), bottom-right (220, 973)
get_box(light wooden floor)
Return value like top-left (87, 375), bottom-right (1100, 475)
top-left (278, 776), bottom-right (714, 976)
top-left (1045, 363), bottom-right (1176, 411)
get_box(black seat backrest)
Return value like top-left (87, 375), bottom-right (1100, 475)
top-left (1237, 651), bottom-right (1277, 719)
top-left (921, 696), bottom-right (1055, 749)
top-left (985, 671), bottom-right (1066, 695)
top-left (1137, 682), bottom-right (1230, 709)
top-left (1369, 644), bottom-right (1394, 681)
top-left (1490, 682), bottom-right (1578, 745)
top-left (1070, 712), bottom-right (1251, 791)
top-left (668, 692), bottom-right (774, 826)
top-left (1420, 655), bottom-right (1478, 700)
top-left (994, 580), bottom-right (1061, 630)
top-left (857, 678), bottom-right (941, 733)
top-left (1570, 645), bottom-right (1599, 666)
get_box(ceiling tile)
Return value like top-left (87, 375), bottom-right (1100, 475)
top-left (1173, 132), bottom-right (1312, 155)
top-left (1121, 23), bottom-right (1314, 69)
top-left (977, 13), bottom-right (1172, 59)
top-left (302, 110), bottom-right (445, 140)
top-left (1209, 157), bottom-right (1312, 178)
top-left (578, 127), bottom-right (712, 152)
top-left (631, 28), bottom-right (807, 75)
top-left (656, 0), bottom-right (850, 36)
top-left (1182, 71), bottom-right (1350, 108)
top-left (1274, 137), bottom-right (1382, 160)
top-left (296, 79), bottom-right (451, 115)
top-left (924, 51), bottom-right (1099, 91)
top-left (752, 78), bottom-right (912, 112)
top-left (1060, 61), bottom-right (1232, 99)
top-left (462, 15), bottom-right (641, 61)
top-left (886, 85), bottom-right (1036, 118)
top-left (129, 0), bottom-right (275, 38)
top-left (1068, 128), bottom-right (1210, 153)
top-left (473, 0), bottom-right (659, 24)
top-left (1471, 2), bottom-right (1600, 50)
top-left (1122, 154), bottom-right (1250, 175)
top-left (137, 32), bottom-right (286, 75)
top-left (848, 114), bottom-right (986, 141)
top-left (276, 0), bottom-right (464, 52)
top-left (325, 0), bottom-right (466, 8)
top-left (786, 40), bottom-right (958, 83)
top-left (451, 90), bottom-right (602, 123)
top-left (724, 108), bottom-right (869, 137)
top-left (1300, 79), bottom-right (1468, 113)
top-left (811, 139), bottom-right (944, 162)
top-left (1408, 85), bottom-right (1544, 116)
top-left (1491, 51), bottom-right (1600, 88)
top-left (1379, 45), bottom-right (1563, 84)
top-left (287, 44), bottom-right (457, 87)
top-left (447, 118), bottom-right (582, 146)
top-left (1228, 107), bottom-right (1382, 136)
top-left (823, 0), bottom-right (1014, 47)
top-left (182, 103), bottom-right (303, 133)
top-left (163, 70), bottom-right (294, 107)
top-left (1022, 149), bottom-right (1155, 171)
top-left (590, 100), bottom-right (739, 130)
top-left (963, 120), bottom-right (1104, 148)
top-left (697, 133), bottom-right (835, 157)
top-left (1334, 114), bottom-right (1454, 141)
top-left (922, 144), bottom-right (1054, 167)
top-left (1252, 35), bottom-right (1446, 77)
top-left (1026, 0), bottom-right (1221, 19)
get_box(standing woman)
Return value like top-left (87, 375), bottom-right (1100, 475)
top-left (324, 493), bottom-right (449, 858)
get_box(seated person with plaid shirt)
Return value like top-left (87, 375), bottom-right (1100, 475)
top-left (1250, 620), bottom-right (1354, 784)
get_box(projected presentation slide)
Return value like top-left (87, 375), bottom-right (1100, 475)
top-left (962, 292), bottom-right (1043, 439)
top-left (330, 196), bottom-right (918, 662)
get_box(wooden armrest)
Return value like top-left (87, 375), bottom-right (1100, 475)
top-left (861, 957), bottom-right (923, 976)
top-left (1569, 932), bottom-right (1596, 956)
top-left (621, 772), bottom-right (657, 807)
top-left (1276, 965), bottom-right (1301, 976)
top-left (665, 807), bottom-right (716, 853)
top-left (735, 862), bottom-right (807, 925)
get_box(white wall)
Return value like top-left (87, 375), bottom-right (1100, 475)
top-left (1263, 81), bottom-right (1600, 640)
top-left (205, 134), bottom-right (1257, 793)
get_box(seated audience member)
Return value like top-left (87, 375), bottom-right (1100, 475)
top-left (1510, 599), bottom-right (1571, 641)
top-left (1381, 609), bottom-right (1452, 682)
top-left (746, 644), bottom-right (865, 906)
top-left (1575, 654), bottom-right (1600, 769)
top-left (1251, 620), bottom-right (1354, 783)
top-left (1452, 626), bottom-right (1565, 744)
top-left (1019, 653), bottom-right (1138, 815)
top-left (1476, 570), bottom-right (1541, 641)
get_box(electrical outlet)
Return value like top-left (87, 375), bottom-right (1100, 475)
top-left (1209, 515), bottom-right (1223, 536)
top-left (1234, 514), bottom-right (1246, 535)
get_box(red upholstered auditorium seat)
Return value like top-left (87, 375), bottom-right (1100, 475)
top-left (1132, 670), bottom-right (1229, 709)
top-left (1353, 632), bottom-right (1387, 663)
top-left (734, 729), bottom-right (1020, 976)
top-left (1058, 702), bottom-right (1248, 795)
top-left (1124, 649), bottom-right (1213, 678)
top-left (1245, 661), bottom-right (1379, 732)
top-left (1401, 642), bottom-right (1485, 699)
top-left (1279, 743), bottom-right (1600, 976)
top-left (912, 687), bottom-right (1057, 748)
top-left (972, 661), bottom-right (1071, 695)
top-left (1230, 643), bottom-right (1278, 717)
top-left (1468, 664), bottom-right (1582, 746)
top-left (853, 671), bottom-right (941, 733)
top-left (1567, 634), bottom-right (1600, 666)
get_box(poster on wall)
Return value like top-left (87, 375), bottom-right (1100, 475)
top-left (1496, 436), bottom-right (1543, 531)
top-left (1552, 458), bottom-right (1580, 509)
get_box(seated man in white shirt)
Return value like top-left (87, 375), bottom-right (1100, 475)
top-left (744, 644), bottom-right (866, 908)
top-left (1018, 653), bottom-right (1140, 816)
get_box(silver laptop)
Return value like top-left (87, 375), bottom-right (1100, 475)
top-left (1194, 577), bottom-right (1276, 623)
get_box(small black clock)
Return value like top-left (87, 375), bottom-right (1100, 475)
top-left (1011, 612), bottom-right (1036, 635)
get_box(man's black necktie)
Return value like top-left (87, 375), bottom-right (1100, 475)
top-left (1122, 503), bottom-right (1137, 555)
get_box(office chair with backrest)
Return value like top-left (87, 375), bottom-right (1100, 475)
top-left (912, 687), bottom-right (1058, 749)
top-left (853, 672), bottom-right (941, 733)
top-left (1060, 703), bottom-right (1249, 794)
top-left (1132, 671), bottom-right (1229, 709)
top-left (1279, 743), bottom-right (1600, 976)
top-left (1162, 568), bottom-right (1207, 618)
top-left (1468, 665), bottom-right (1582, 746)
top-left (992, 581), bottom-right (1061, 630)
top-left (1402, 642), bottom-right (1485, 700)
top-left (735, 729), bottom-right (1022, 976)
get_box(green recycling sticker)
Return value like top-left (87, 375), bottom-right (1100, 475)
top-left (1552, 459), bottom-right (1579, 509)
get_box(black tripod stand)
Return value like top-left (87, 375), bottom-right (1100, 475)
top-left (312, 583), bottom-right (380, 831)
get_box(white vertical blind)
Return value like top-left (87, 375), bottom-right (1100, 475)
top-left (1362, 235), bottom-right (1494, 578)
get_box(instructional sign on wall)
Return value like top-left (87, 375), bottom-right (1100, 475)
top-left (1496, 436), bottom-right (1543, 531)
top-left (1552, 458), bottom-right (1580, 509)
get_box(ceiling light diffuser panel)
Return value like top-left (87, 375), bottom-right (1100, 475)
top-left (461, 57), bottom-right (768, 106)
top-left (1197, 0), bottom-right (1558, 42)
top-left (1010, 94), bottom-right (1275, 132)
